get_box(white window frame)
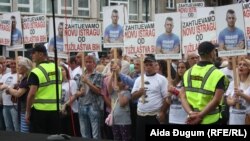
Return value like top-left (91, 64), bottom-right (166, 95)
top-left (109, 0), bottom-right (128, 6)
top-left (59, 0), bottom-right (73, 16)
top-left (129, 0), bottom-right (138, 20)
top-left (166, 0), bottom-right (175, 9)
top-left (78, 0), bottom-right (90, 17)
top-left (0, 0), bottom-right (12, 13)
top-left (100, 0), bottom-right (129, 19)
top-left (17, 0), bottom-right (32, 14)
top-left (16, 0), bottom-right (73, 16)
top-left (100, 0), bottom-right (137, 20)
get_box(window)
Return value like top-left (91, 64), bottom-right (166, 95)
top-left (17, 0), bottom-right (73, 15)
top-left (166, 0), bottom-right (175, 9)
top-left (33, 1), bottom-right (45, 13)
top-left (17, 0), bottom-right (53, 14)
top-left (100, 0), bottom-right (137, 20)
top-left (0, 0), bottom-right (11, 13)
top-left (129, 0), bottom-right (138, 20)
top-left (47, 0), bottom-right (58, 14)
top-left (61, 0), bottom-right (73, 15)
top-left (142, 0), bottom-right (150, 21)
top-left (78, 0), bottom-right (90, 17)
top-left (18, 0), bottom-right (30, 13)
top-left (99, 0), bottom-right (109, 18)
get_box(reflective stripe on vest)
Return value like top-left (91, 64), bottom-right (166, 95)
top-left (186, 66), bottom-right (217, 95)
top-left (184, 64), bottom-right (224, 124)
top-left (34, 99), bottom-right (57, 103)
top-left (32, 63), bottom-right (62, 111)
top-left (37, 65), bottom-right (62, 87)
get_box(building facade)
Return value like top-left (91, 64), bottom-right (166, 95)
top-left (0, 0), bottom-right (236, 57)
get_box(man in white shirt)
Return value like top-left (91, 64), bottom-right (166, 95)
top-left (131, 55), bottom-right (169, 141)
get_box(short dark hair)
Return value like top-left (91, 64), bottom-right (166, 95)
top-left (31, 43), bottom-right (48, 56)
top-left (166, 17), bottom-right (173, 22)
top-left (112, 9), bottom-right (118, 14)
top-left (58, 22), bottom-right (63, 26)
top-left (227, 9), bottom-right (235, 15)
top-left (11, 15), bottom-right (16, 20)
top-left (198, 41), bottom-right (215, 56)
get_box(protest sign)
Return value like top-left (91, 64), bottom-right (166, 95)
top-left (64, 23), bottom-right (101, 52)
top-left (23, 15), bottom-right (47, 44)
top-left (3, 12), bottom-right (23, 50)
top-left (243, 2), bottom-right (250, 52)
top-left (215, 3), bottom-right (247, 57)
top-left (182, 15), bottom-right (216, 55)
top-left (0, 19), bottom-right (11, 46)
top-left (103, 5), bottom-right (128, 48)
top-left (155, 13), bottom-right (181, 60)
top-left (177, 2), bottom-right (204, 18)
top-left (124, 22), bottom-right (155, 55)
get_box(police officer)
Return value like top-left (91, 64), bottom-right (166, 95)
top-left (180, 41), bottom-right (229, 125)
top-left (25, 43), bottom-right (62, 134)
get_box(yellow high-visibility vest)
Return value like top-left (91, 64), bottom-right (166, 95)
top-left (183, 64), bottom-right (229, 124)
top-left (30, 62), bottom-right (62, 111)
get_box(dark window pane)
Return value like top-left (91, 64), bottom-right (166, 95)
top-left (34, 1), bottom-right (45, 13)
top-left (18, 0), bottom-right (29, 4)
top-left (61, 0), bottom-right (72, 7)
top-left (78, 0), bottom-right (88, 8)
top-left (18, 7), bottom-right (30, 12)
top-left (78, 10), bottom-right (89, 16)
top-left (0, 6), bottom-right (11, 12)
top-left (47, 0), bottom-right (58, 14)
top-left (1, 0), bottom-right (10, 3)
top-left (61, 10), bottom-right (72, 15)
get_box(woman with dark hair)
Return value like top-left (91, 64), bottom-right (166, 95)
top-left (60, 65), bottom-right (80, 136)
top-left (167, 61), bottom-right (189, 124)
top-left (155, 60), bottom-right (176, 79)
top-left (172, 62), bottom-right (189, 86)
top-left (155, 60), bottom-right (168, 78)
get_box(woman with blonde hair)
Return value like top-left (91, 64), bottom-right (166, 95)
top-left (6, 57), bottom-right (33, 132)
top-left (226, 59), bottom-right (250, 125)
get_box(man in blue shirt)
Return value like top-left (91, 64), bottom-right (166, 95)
top-left (156, 17), bottom-right (180, 54)
top-left (10, 16), bottom-right (22, 46)
top-left (104, 9), bottom-right (123, 43)
top-left (49, 22), bottom-right (64, 52)
top-left (218, 9), bottom-right (245, 51)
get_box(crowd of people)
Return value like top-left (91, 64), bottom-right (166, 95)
top-left (0, 41), bottom-right (250, 141)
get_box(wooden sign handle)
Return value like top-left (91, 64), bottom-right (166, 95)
top-left (140, 54), bottom-right (145, 103)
